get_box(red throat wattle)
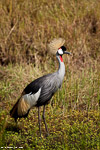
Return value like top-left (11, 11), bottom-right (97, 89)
top-left (60, 56), bottom-right (63, 62)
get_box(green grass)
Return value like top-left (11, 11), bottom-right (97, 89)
top-left (0, 109), bottom-right (99, 149)
top-left (0, 64), bottom-right (100, 149)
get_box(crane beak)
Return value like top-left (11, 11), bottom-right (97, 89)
top-left (64, 51), bottom-right (71, 55)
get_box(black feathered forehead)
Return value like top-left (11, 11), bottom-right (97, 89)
top-left (60, 46), bottom-right (66, 51)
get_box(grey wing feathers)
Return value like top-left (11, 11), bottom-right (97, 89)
top-left (23, 73), bottom-right (60, 107)
top-left (24, 73), bottom-right (53, 95)
top-left (36, 73), bottom-right (59, 106)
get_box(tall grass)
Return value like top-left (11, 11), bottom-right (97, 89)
top-left (0, 0), bottom-right (100, 67)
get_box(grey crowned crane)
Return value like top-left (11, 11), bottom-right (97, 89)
top-left (10, 38), bottom-right (71, 136)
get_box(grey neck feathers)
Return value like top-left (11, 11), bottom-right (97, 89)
top-left (56, 54), bottom-right (65, 82)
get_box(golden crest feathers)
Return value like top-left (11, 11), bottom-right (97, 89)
top-left (47, 38), bottom-right (65, 54)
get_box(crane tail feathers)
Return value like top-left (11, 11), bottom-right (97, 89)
top-left (10, 97), bottom-right (30, 121)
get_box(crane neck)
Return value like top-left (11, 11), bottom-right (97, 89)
top-left (56, 54), bottom-right (65, 79)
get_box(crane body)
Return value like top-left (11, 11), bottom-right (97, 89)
top-left (10, 38), bottom-right (71, 136)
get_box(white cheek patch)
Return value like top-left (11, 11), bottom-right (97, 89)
top-left (58, 48), bottom-right (63, 55)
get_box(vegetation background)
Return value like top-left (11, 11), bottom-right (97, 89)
top-left (0, 0), bottom-right (100, 149)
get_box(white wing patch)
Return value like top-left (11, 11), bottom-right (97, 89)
top-left (23, 88), bottom-right (41, 107)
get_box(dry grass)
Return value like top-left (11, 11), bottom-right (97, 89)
top-left (0, 0), bottom-right (100, 68)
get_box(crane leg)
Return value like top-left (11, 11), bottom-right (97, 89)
top-left (38, 107), bottom-right (41, 137)
top-left (42, 105), bottom-right (49, 136)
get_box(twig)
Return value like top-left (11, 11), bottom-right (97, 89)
top-left (5, 21), bottom-right (18, 45)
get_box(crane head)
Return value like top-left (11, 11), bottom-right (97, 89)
top-left (57, 46), bottom-right (71, 56)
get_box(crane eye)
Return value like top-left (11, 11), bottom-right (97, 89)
top-left (58, 48), bottom-right (63, 55)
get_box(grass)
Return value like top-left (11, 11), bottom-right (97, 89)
top-left (0, 0), bottom-right (100, 149)
top-left (0, 63), bottom-right (100, 149)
